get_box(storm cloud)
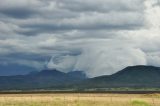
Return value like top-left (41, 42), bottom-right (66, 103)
top-left (0, 0), bottom-right (160, 77)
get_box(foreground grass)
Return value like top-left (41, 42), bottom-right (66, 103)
top-left (0, 93), bottom-right (160, 106)
top-left (132, 100), bottom-right (151, 106)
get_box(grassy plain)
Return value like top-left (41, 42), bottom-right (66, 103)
top-left (0, 93), bottom-right (160, 106)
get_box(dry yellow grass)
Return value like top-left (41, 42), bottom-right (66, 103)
top-left (0, 93), bottom-right (160, 106)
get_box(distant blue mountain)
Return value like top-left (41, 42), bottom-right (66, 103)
top-left (67, 71), bottom-right (87, 80)
top-left (0, 69), bottom-right (87, 90)
top-left (0, 63), bottom-right (38, 76)
top-left (0, 65), bottom-right (160, 91)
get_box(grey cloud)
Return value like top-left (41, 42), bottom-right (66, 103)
top-left (16, 11), bottom-right (144, 36)
top-left (0, 0), bottom-right (43, 19)
top-left (0, 0), bottom-right (145, 36)
top-left (57, 0), bottom-right (145, 12)
top-left (147, 52), bottom-right (160, 67)
top-left (153, 0), bottom-right (160, 7)
top-left (1, 0), bottom-right (159, 77)
top-left (0, 8), bottom-right (36, 19)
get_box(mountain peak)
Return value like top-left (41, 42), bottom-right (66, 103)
top-left (124, 65), bottom-right (160, 70)
top-left (115, 65), bottom-right (160, 76)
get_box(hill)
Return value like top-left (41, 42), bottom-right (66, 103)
top-left (0, 69), bottom-right (87, 90)
top-left (76, 65), bottom-right (160, 89)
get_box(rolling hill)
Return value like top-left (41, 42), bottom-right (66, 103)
top-left (77, 65), bottom-right (160, 89)
top-left (0, 65), bottom-right (160, 90)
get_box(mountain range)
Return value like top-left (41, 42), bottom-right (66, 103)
top-left (0, 69), bottom-right (87, 90)
top-left (0, 65), bottom-right (160, 91)
top-left (0, 63), bottom-right (38, 76)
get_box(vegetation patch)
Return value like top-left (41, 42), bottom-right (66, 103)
top-left (131, 100), bottom-right (151, 106)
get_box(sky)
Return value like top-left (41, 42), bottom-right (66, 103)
top-left (0, 0), bottom-right (160, 77)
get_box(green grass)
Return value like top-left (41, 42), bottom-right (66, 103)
top-left (132, 100), bottom-right (151, 106)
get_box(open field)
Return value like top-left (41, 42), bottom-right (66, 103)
top-left (0, 93), bottom-right (160, 106)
